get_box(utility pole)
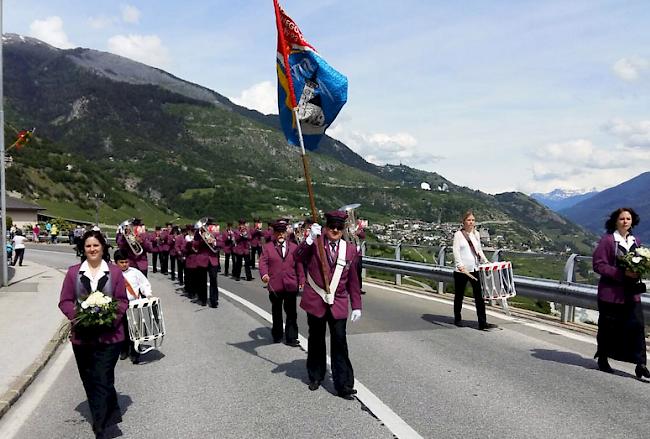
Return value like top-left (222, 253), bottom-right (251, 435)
top-left (92, 193), bottom-right (105, 226)
top-left (1, 2), bottom-right (9, 286)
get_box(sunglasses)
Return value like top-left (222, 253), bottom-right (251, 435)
top-left (327, 224), bottom-right (344, 231)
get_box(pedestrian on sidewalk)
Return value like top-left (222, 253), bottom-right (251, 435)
top-left (114, 249), bottom-right (152, 364)
top-left (259, 219), bottom-right (305, 346)
top-left (451, 210), bottom-right (497, 330)
top-left (11, 229), bottom-right (27, 266)
top-left (32, 224), bottom-right (40, 243)
top-left (58, 230), bottom-right (129, 439)
top-left (296, 210), bottom-right (362, 400)
top-left (592, 207), bottom-right (649, 379)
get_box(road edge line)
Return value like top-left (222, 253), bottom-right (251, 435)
top-left (219, 286), bottom-right (423, 439)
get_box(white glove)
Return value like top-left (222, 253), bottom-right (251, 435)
top-left (306, 223), bottom-right (322, 245)
top-left (350, 309), bottom-right (361, 322)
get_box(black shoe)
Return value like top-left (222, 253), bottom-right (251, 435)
top-left (598, 357), bottom-right (614, 374)
top-left (360, 290), bottom-right (366, 295)
top-left (286, 340), bottom-right (300, 347)
top-left (273, 338), bottom-right (282, 343)
top-left (479, 323), bottom-right (498, 331)
top-left (119, 351), bottom-right (129, 360)
top-left (235, 278), bottom-right (240, 281)
top-left (246, 277), bottom-right (253, 281)
top-left (454, 320), bottom-right (464, 327)
top-left (337, 389), bottom-right (357, 400)
top-left (209, 302), bottom-right (218, 308)
top-left (308, 381), bottom-right (321, 391)
top-left (131, 356), bottom-right (140, 365)
top-left (635, 364), bottom-right (650, 379)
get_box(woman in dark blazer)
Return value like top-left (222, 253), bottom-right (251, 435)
top-left (59, 230), bottom-right (129, 438)
top-left (592, 207), bottom-right (649, 379)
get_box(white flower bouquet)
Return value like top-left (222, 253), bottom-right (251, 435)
top-left (619, 246), bottom-right (650, 278)
top-left (73, 291), bottom-right (118, 330)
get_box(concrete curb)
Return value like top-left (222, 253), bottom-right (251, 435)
top-left (0, 318), bottom-right (70, 420)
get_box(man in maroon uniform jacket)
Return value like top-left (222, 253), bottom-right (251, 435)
top-left (259, 219), bottom-right (305, 346)
top-left (192, 218), bottom-right (222, 307)
top-left (233, 219), bottom-right (252, 281)
top-left (222, 222), bottom-right (235, 277)
top-left (296, 210), bottom-right (362, 400)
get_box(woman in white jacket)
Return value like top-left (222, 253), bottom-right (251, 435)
top-left (452, 210), bottom-right (497, 330)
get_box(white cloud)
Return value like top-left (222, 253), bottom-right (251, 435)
top-left (229, 81), bottom-right (277, 115)
top-left (121, 5), bottom-right (141, 24)
top-left (29, 16), bottom-right (74, 49)
top-left (603, 118), bottom-right (650, 149)
top-left (328, 123), bottom-right (440, 167)
top-left (612, 57), bottom-right (649, 82)
top-left (527, 136), bottom-right (650, 192)
top-left (88, 16), bottom-right (115, 30)
top-left (107, 34), bottom-right (170, 69)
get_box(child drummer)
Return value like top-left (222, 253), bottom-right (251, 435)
top-left (114, 249), bottom-right (153, 364)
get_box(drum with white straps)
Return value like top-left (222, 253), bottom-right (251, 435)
top-left (478, 261), bottom-right (517, 300)
top-left (126, 297), bottom-right (166, 354)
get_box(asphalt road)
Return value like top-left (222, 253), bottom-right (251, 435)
top-left (3, 245), bottom-right (650, 438)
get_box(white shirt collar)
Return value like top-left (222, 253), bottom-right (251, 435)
top-left (80, 259), bottom-right (109, 273)
top-left (613, 230), bottom-right (635, 251)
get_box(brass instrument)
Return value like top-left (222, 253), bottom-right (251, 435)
top-left (338, 203), bottom-right (361, 246)
top-left (293, 221), bottom-right (305, 243)
top-left (117, 219), bottom-right (144, 256)
top-left (195, 217), bottom-right (219, 254)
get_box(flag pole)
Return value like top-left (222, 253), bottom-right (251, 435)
top-left (0, 0), bottom-right (9, 286)
top-left (274, 0), bottom-right (331, 297)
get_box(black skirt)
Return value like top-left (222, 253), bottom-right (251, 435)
top-left (597, 299), bottom-right (647, 365)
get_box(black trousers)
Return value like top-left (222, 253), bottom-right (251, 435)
top-left (170, 255), bottom-right (177, 281)
top-left (176, 258), bottom-right (185, 285)
top-left (195, 263), bottom-right (219, 306)
top-left (269, 291), bottom-right (298, 342)
top-left (597, 299), bottom-right (647, 365)
top-left (453, 271), bottom-right (487, 325)
top-left (306, 309), bottom-right (354, 393)
top-left (12, 248), bottom-right (25, 266)
top-left (223, 253), bottom-right (232, 276)
top-left (249, 246), bottom-right (262, 268)
top-left (185, 267), bottom-right (196, 298)
top-left (151, 252), bottom-right (160, 273)
top-left (160, 251), bottom-right (169, 274)
top-left (72, 343), bottom-right (122, 436)
top-left (233, 254), bottom-right (252, 280)
top-left (357, 256), bottom-right (363, 290)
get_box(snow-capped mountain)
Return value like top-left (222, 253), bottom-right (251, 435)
top-left (531, 188), bottom-right (599, 211)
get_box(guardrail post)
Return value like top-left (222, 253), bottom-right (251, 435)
top-left (437, 246), bottom-right (446, 294)
top-left (491, 249), bottom-right (502, 262)
top-left (560, 254), bottom-right (578, 323)
top-left (361, 241), bottom-right (367, 279)
top-left (395, 243), bottom-right (402, 285)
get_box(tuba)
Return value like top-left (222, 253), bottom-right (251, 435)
top-left (195, 217), bottom-right (219, 254)
top-left (117, 219), bottom-right (143, 256)
top-left (338, 203), bottom-right (361, 246)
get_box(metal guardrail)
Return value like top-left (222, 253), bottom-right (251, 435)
top-left (363, 256), bottom-right (650, 321)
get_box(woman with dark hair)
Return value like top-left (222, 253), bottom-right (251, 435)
top-left (592, 207), bottom-right (649, 379)
top-left (59, 230), bottom-right (129, 438)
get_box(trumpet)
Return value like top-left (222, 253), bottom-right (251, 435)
top-left (196, 217), bottom-right (219, 254)
top-left (117, 219), bottom-right (143, 256)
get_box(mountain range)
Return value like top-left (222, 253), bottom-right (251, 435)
top-left (530, 189), bottom-right (599, 211)
top-left (560, 172), bottom-right (650, 243)
top-left (2, 33), bottom-right (596, 253)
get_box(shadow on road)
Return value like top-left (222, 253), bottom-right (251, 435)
top-left (74, 393), bottom-right (133, 437)
top-left (530, 348), bottom-right (640, 380)
top-left (138, 349), bottom-right (166, 364)
top-left (421, 313), bottom-right (481, 329)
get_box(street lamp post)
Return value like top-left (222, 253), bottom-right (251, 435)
top-left (1, 2), bottom-right (8, 286)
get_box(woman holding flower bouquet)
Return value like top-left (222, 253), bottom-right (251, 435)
top-left (59, 230), bottom-right (129, 438)
top-left (592, 207), bottom-right (650, 380)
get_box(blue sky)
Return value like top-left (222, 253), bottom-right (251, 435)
top-left (4, 0), bottom-right (650, 194)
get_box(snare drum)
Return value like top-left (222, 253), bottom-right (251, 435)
top-left (126, 297), bottom-right (166, 354)
top-left (478, 261), bottom-right (517, 300)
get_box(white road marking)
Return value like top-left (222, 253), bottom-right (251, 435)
top-left (0, 344), bottom-right (73, 439)
top-left (368, 282), bottom-right (598, 345)
top-left (219, 286), bottom-right (424, 439)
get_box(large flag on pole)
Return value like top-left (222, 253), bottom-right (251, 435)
top-left (274, 0), bottom-right (348, 150)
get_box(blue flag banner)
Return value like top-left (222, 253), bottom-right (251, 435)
top-left (275, 3), bottom-right (348, 150)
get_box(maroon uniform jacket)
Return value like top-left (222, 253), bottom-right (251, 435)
top-left (159, 229), bottom-right (172, 252)
top-left (192, 231), bottom-right (222, 267)
top-left (259, 240), bottom-right (305, 293)
top-left (58, 263), bottom-right (129, 345)
top-left (250, 227), bottom-right (264, 248)
top-left (222, 229), bottom-right (235, 255)
top-left (296, 237), bottom-right (362, 319)
top-left (593, 233), bottom-right (643, 304)
top-left (233, 229), bottom-right (251, 256)
top-left (116, 233), bottom-right (151, 272)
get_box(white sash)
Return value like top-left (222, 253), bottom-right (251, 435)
top-left (307, 240), bottom-right (347, 305)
